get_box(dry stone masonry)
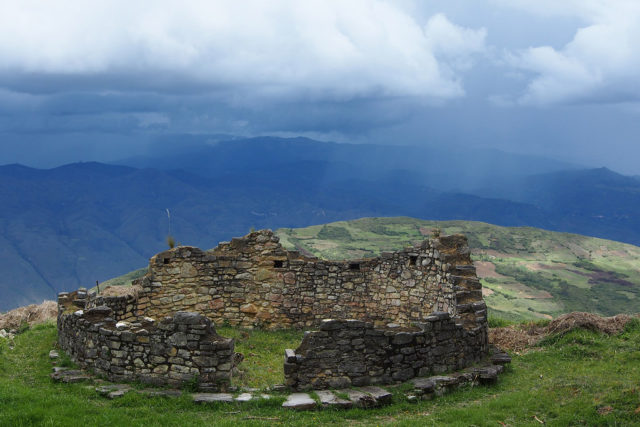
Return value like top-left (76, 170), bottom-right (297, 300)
top-left (57, 293), bottom-right (233, 391)
top-left (57, 228), bottom-right (492, 391)
top-left (128, 230), bottom-right (484, 329)
top-left (283, 311), bottom-right (488, 390)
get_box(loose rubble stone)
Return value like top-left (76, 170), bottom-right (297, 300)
top-left (282, 393), bottom-right (317, 410)
top-left (49, 350), bottom-right (59, 359)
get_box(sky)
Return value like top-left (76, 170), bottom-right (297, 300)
top-left (1, 0), bottom-right (639, 174)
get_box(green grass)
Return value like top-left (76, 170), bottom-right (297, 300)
top-left (216, 326), bottom-right (303, 389)
top-left (1, 321), bottom-right (639, 426)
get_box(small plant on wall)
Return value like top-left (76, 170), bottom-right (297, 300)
top-left (166, 208), bottom-right (175, 248)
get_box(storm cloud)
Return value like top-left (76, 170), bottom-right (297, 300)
top-left (0, 0), bottom-right (639, 173)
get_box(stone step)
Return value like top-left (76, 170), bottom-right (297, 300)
top-left (316, 390), bottom-right (353, 409)
top-left (193, 393), bottom-right (234, 403)
top-left (359, 386), bottom-right (393, 405)
top-left (282, 393), bottom-right (317, 410)
top-left (95, 384), bottom-right (132, 399)
top-left (234, 393), bottom-right (253, 402)
top-left (338, 389), bottom-right (377, 408)
top-left (138, 389), bottom-right (183, 398)
top-left (50, 370), bottom-right (91, 383)
top-left (491, 352), bottom-right (512, 365)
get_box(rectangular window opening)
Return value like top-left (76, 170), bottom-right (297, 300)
top-left (274, 260), bottom-right (285, 268)
top-left (409, 256), bottom-right (418, 266)
top-left (163, 258), bottom-right (170, 265)
top-left (349, 263), bottom-right (360, 271)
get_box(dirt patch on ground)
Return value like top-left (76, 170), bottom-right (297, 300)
top-left (525, 262), bottom-right (567, 272)
top-left (474, 261), bottom-right (505, 279)
top-left (490, 312), bottom-right (639, 353)
top-left (0, 301), bottom-right (58, 330)
top-left (482, 287), bottom-right (494, 296)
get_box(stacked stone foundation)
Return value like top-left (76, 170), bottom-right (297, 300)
top-left (57, 294), bottom-right (234, 391)
top-left (284, 309), bottom-right (488, 391)
top-left (57, 228), bottom-right (491, 391)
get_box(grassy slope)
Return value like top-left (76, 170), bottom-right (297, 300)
top-left (1, 321), bottom-right (639, 426)
top-left (276, 217), bottom-right (640, 321)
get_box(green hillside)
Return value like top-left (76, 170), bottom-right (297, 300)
top-left (276, 217), bottom-right (640, 321)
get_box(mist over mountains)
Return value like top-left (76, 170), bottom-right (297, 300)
top-left (1, 136), bottom-right (639, 311)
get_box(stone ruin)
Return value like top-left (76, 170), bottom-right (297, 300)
top-left (57, 229), bottom-right (489, 391)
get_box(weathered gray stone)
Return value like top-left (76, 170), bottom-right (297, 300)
top-left (339, 389), bottom-right (377, 408)
top-left (316, 390), bottom-right (353, 409)
top-left (359, 386), bottom-right (392, 405)
top-left (234, 393), bottom-right (252, 402)
top-left (193, 393), bottom-right (234, 403)
top-left (282, 393), bottom-right (317, 410)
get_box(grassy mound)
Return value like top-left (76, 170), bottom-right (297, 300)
top-left (1, 319), bottom-right (639, 426)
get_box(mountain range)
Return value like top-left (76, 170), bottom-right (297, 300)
top-left (1, 136), bottom-right (639, 311)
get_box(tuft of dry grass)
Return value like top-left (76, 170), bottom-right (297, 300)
top-left (490, 311), bottom-right (640, 353)
top-left (99, 285), bottom-right (141, 298)
top-left (546, 311), bottom-right (637, 336)
top-left (0, 301), bottom-right (57, 330)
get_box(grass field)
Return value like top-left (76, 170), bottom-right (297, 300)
top-left (1, 321), bottom-right (639, 426)
top-left (277, 217), bottom-right (640, 321)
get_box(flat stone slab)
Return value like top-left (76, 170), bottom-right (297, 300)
top-left (359, 386), bottom-right (392, 405)
top-left (339, 389), bottom-right (377, 408)
top-left (411, 377), bottom-right (435, 393)
top-left (50, 370), bottom-right (91, 383)
top-left (108, 388), bottom-right (131, 399)
top-left (235, 393), bottom-right (253, 402)
top-left (95, 384), bottom-right (131, 398)
top-left (491, 352), bottom-right (512, 365)
top-left (282, 393), bottom-right (317, 410)
top-left (316, 390), bottom-right (353, 409)
top-left (139, 389), bottom-right (183, 398)
top-left (49, 350), bottom-right (59, 359)
top-left (193, 393), bottom-right (234, 403)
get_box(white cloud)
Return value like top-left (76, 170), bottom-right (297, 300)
top-left (504, 0), bottom-right (640, 104)
top-left (0, 0), bottom-right (486, 102)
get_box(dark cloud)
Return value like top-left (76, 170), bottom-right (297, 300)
top-left (0, 1), bottom-right (639, 174)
